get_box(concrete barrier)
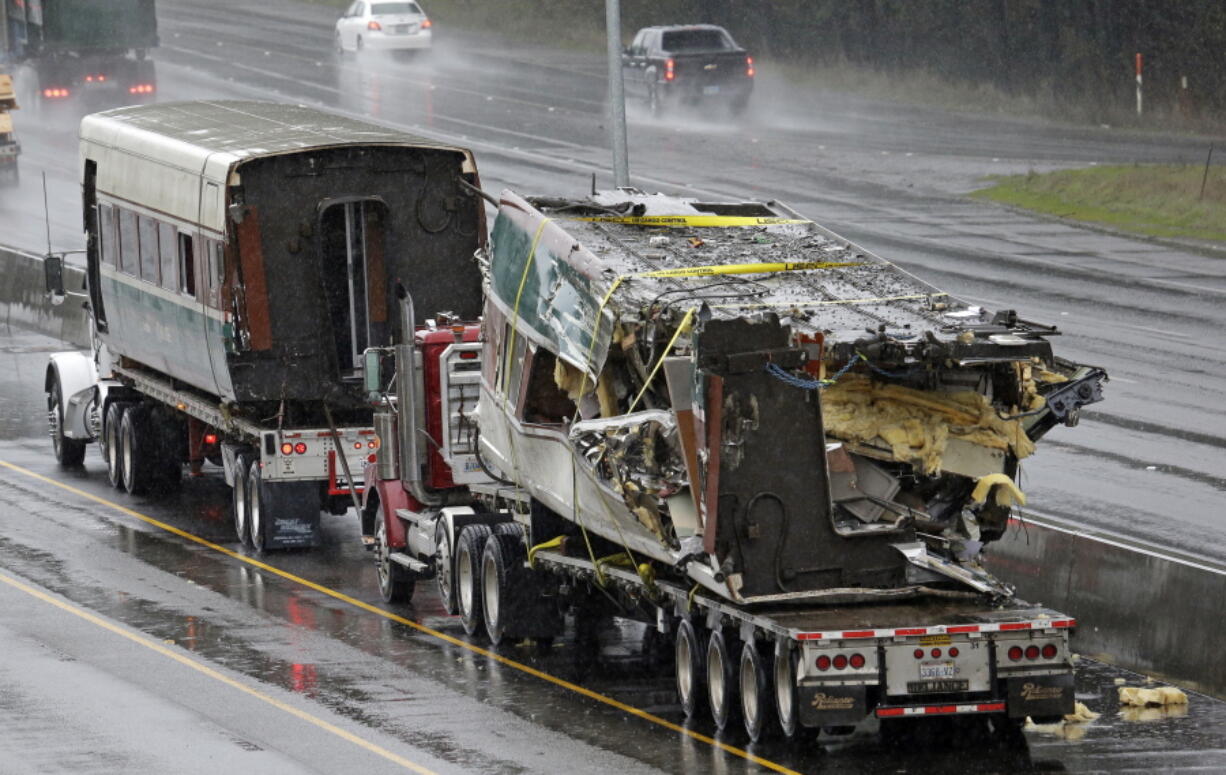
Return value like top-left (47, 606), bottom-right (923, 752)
top-left (0, 245), bottom-right (89, 347)
top-left (986, 516), bottom-right (1226, 698)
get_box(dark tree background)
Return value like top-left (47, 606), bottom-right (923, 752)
top-left (443, 0), bottom-right (1226, 123)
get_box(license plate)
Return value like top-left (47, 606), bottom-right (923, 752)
top-left (391, 24), bottom-right (418, 34)
top-left (919, 662), bottom-right (957, 680)
top-left (703, 85), bottom-right (721, 95)
top-left (907, 679), bottom-right (969, 694)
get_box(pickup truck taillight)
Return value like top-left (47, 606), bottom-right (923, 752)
top-left (746, 56), bottom-right (756, 77)
top-left (422, 18), bottom-right (432, 28)
top-left (664, 58), bottom-right (675, 81)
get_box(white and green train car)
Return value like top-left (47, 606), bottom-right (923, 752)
top-left (45, 100), bottom-right (486, 550)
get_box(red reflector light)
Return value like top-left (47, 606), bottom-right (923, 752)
top-left (849, 653), bottom-right (865, 669)
top-left (913, 649), bottom-right (924, 660)
top-left (832, 655), bottom-right (848, 670)
top-left (1025, 645), bottom-right (1040, 660)
top-left (294, 442), bottom-right (308, 455)
top-left (815, 655), bottom-right (831, 671)
top-left (368, 20), bottom-right (382, 30)
top-left (367, 453), bottom-right (377, 463)
top-left (203, 433), bottom-right (218, 445)
top-left (746, 55), bottom-right (755, 77)
top-left (664, 58), bottom-right (675, 82)
top-left (1008, 646), bottom-right (1023, 662)
top-left (931, 648), bottom-right (942, 658)
top-left (280, 442), bottom-right (294, 455)
top-left (422, 18), bottom-right (432, 28)
top-left (949, 647), bottom-right (960, 658)
top-left (1041, 644), bottom-right (1058, 659)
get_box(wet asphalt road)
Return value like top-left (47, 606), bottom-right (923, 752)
top-left (3, 0), bottom-right (1226, 770)
top-left (1, 331), bottom-right (1225, 773)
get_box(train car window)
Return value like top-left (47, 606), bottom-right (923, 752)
top-left (158, 223), bottom-right (177, 290)
top-left (98, 204), bottom-right (117, 267)
top-left (522, 347), bottom-right (575, 425)
top-left (138, 215), bottom-right (159, 284)
top-left (208, 239), bottom-right (224, 291)
top-left (118, 209), bottom-right (138, 276)
top-left (178, 233), bottom-right (196, 296)
top-left (502, 323), bottom-right (528, 408)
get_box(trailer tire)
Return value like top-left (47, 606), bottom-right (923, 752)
top-left (376, 517), bottom-right (416, 603)
top-left (482, 530), bottom-right (527, 646)
top-left (104, 402), bottom-right (128, 489)
top-left (740, 640), bottom-right (774, 742)
top-left (773, 639), bottom-right (800, 739)
top-left (120, 405), bottom-right (156, 495)
top-left (232, 452), bottom-right (254, 546)
top-left (456, 524), bottom-right (493, 638)
top-left (675, 618), bottom-right (708, 720)
top-left (434, 519), bottom-right (458, 615)
top-left (47, 372), bottom-right (86, 466)
top-left (247, 462), bottom-right (268, 552)
top-left (707, 628), bottom-right (741, 732)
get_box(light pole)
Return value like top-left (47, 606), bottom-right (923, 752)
top-left (606, 0), bottom-right (630, 187)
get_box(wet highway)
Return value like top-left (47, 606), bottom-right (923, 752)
top-left (2, 331), bottom-right (1225, 772)
top-left (3, 0), bottom-right (1226, 770)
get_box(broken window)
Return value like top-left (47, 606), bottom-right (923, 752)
top-left (521, 347), bottom-right (576, 425)
top-left (320, 199), bottom-right (389, 375)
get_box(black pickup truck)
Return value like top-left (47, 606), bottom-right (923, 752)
top-left (622, 25), bottom-right (753, 117)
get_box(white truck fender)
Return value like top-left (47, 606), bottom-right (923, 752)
top-left (47, 351), bottom-right (98, 441)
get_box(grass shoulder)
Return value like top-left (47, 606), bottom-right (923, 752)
top-left (972, 164), bottom-right (1226, 243)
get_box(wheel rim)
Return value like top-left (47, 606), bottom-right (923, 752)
top-left (48, 388), bottom-right (63, 457)
top-left (676, 630), bottom-right (694, 704)
top-left (376, 521), bottom-right (392, 596)
top-left (741, 649), bottom-right (759, 727)
top-left (234, 460), bottom-right (248, 541)
top-left (775, 647), bottom-right (795, 730)
top-left (436, 527), bottom-right (453, 606)
top-left (482, 551), bottom-right (499, 629)
top-left (708, 639), bottom-right (726, 718)
top-left (107, 413), bottom-right (122, 483)
top-left (458, 543), bottom-right (474, 615)
top-left (249, 468), bottom-right (262, 548)
top-left (121, 417), bottom-right (135, 491)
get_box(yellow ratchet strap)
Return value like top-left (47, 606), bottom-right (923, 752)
top-left (627, 306), bottom-right (696, 413)
top-left (527, 535), bottom-right (565, 569)
top-left (636, 260), bottom-right (862, 278)
top-left (570, 215), bottom-right (810, 227)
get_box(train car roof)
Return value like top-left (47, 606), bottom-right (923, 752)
top-left (80, 100), bottom-right (475, 182)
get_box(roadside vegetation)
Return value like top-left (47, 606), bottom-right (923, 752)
top-left (973, 164), bottom-right (1226, 243)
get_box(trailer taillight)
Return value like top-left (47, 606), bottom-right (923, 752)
top-left (280, 442), bottom-right (293, 455)
top-left (1007, 646), bottom-right (1023, 662)
top-left (128, 84), bottom-right (155, 94)
top-left (294, 442), bottom-right (308, 455)
top-left (42, 88), bottom-right (70, 98)
top-left (815, 655), bottom-right (831, 671)
top-left (1042, 644), bottom-right (1058, 659)
top-left (913, 648), bottom-right (924, 659)
top-left (1025, 645), bottom-right (1040, 660)
top-left (203, 433), bottom-right (218, 445)
top-left (85, 74), bottom-right (107, 82)
top-left (746, 55), bottom-right (755, 78)
top-left (849, 653), bottom-right (866, 669)
top-left (664, 58), bottom-right (675, 82)
top-left (949, 647), bottom-right (960, 658)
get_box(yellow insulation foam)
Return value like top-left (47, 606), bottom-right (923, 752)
top-left (821, 374), bottom-right (1035, 475)
top-left (1118, 686), bottom-right (1189, 707)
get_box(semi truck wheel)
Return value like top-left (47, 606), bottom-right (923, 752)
top-left (375, 517), bottom-right (416, 603)
top-left (434, 520), bottom-right (458, 615)
top-left (482, 530), bottom-right (527, 646)
top-left (773, 640), bottom-right (800, 739)
top-left (232, 452), bottom-right (253, 546)
top-left (675, 618), bottom-right (708, 720)
top-left (120, 405), bottom-right (156, 495)
top-left (47, 373), bottom-right (86, 466)
top-left (104, 402), bottom-right (128, 489)
top-left (247, 463), bottom-right (268, 552)
top-left (740, 640), bottom-right (774, 742)
top-left (707, 628), bottom-right (741, 732)
top-left (455, 524), bottom-right (493, 637)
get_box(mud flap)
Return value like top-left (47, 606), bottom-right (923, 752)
top-left (797, 683), bottom-right (867, 727)
top-left (1006, 673), bottom-right (1074, 719)
top-left (257, 480), bottom-right (322, 549)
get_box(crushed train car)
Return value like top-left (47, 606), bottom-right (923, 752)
top-left (475, 189), bottom-right (1106, 605)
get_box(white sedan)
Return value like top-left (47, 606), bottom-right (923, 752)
top-left (335, 1), bottom-right (433, 53)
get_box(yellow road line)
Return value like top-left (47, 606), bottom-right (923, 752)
top-left (0, 568), bottom-right (437, 775)
top-left (0, 459), bottom-right (802, 775)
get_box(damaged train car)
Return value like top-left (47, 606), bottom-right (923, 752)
top-left (476, 189), bottom-right (1106, 605)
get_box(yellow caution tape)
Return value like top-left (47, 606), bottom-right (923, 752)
top-left (572, 215), bottom-right (810, 227)
top-left (637, 260), bottom-right (862, 279)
